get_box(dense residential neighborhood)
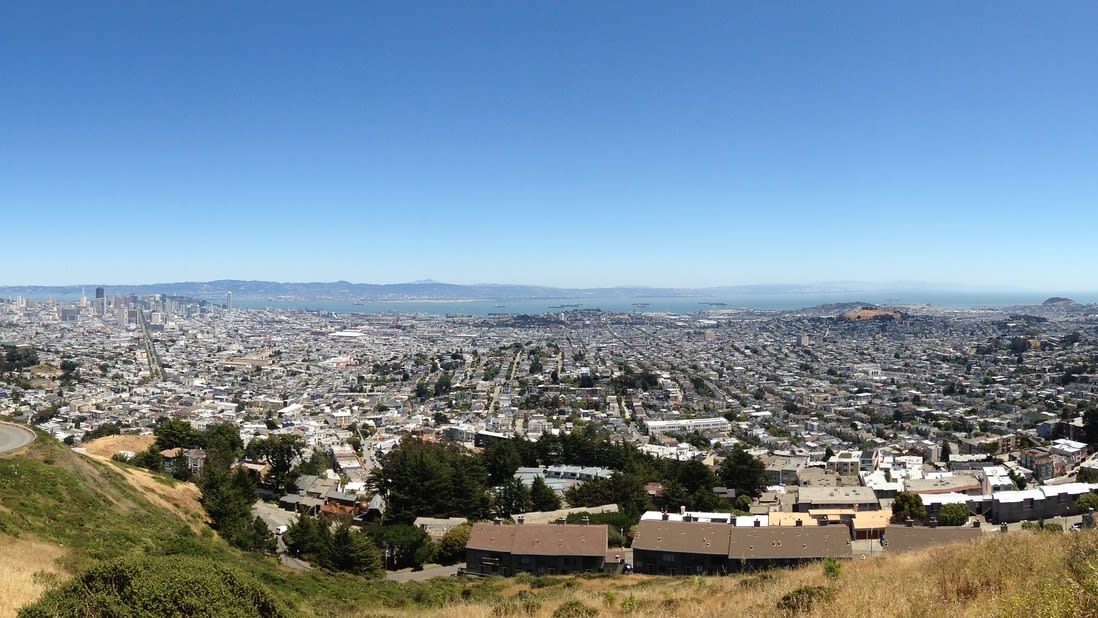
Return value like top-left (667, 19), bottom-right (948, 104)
top-left (4, 292), bottom-right (1098, 575)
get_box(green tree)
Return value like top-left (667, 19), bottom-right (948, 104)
top-left (434, 372), bottom-right (452, 397)
top-left (484, 439), bottom-right (522, 486)
top-left (371, 437), bottom-right (489, 523)
top-left (202, 422), bottom-right (244, 474)
top-left (199, 466), bottom-right (264, 551)
top-left (940, 441), bottom-right (952, 463)
top-left (246, 434), bottom-right (303, 494)
top-left (434, 523), bottom-right (472, 565)
top-left (153, 417), bottom-right (201, 451)
top-left (415, 380), bottom-right (430, 399)
top-left (891, 492), bottom-right (927, 524)
top-left (130, 444), bottom-right (164, 472)
top-left (529, 476), bottom-right (561, 512)
top-left (1008, 469), bottom-right (1028, 490)
top-left (937, 503), bottom-right (970, 526)
top-left (363, 524), bottom-right (434, 570)
top-left (1076, 492), bottom-right (1098, 512)
top-left (1077, 468), bottom-right (1098, 484)
top-left (283, 512), bottom-right (330, 562)
top-left (325, 523), bottom-right (384, 576)
top-left (717, 446), bottom-right (768, 499)
top-left (494, 477), bottom-right (531, 518)
top-left (293, 449), bottom-right (331, 477)
top-left (82, 422), bottom-right (123, 442)
top-left (564, 472), bottom-right (649, 517)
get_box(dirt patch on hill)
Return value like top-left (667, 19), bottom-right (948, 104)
top-left (81, 434), bottom-right (156, 458)
top-left (80, 436), bottom-right (206, 530)
top-left (111, 465), bottom-right (207, 530)
top-left (841, 308), bottom-right (903, 321)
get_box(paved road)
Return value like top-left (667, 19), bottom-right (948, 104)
top-left (252, 500), bottom-right (311, 570)
top-left (386, 563), bottom-right (463, 582)
top-left (0, 422), bottom-right (35, 454)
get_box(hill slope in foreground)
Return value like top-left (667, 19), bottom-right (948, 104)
top-left (3, 432), bottom-right (1098, 617)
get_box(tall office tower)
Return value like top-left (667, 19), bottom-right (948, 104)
top-left (226, 291), bottom-right (232, 309)
top-left (94, 287), bottom-right (106, 316)
top-left (80, 288), bottom-right (87, 307)
top-left (95, 287), bottom-right (104, 299)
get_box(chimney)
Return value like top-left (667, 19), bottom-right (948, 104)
top-left (795, 519), bottom-right (803, 527)
top-left (753, 519), bottom-right (760, 528)
top-left (929, 516), bottom-right (938, 529)
top-left (905, 518), bottom-right (914, 528)
top-left (680, 505), bottom-right (686, 516)
top-left (517, 515), bottom-right (525, 525)
top-left (581, 516), bottom-right (589, 526)
top-left (494, 518), bottom-right (502, 526)
top-left (662, 512), bottom-right (669, 521)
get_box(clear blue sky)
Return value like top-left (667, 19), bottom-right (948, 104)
top-left (2, 2), bottom-right (1096, 290)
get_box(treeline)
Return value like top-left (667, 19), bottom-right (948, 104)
top-left (114, 418), bottom-right (290, 554)
top-left (373, 426), bottom-right (769, 529)
top-left (283, 513), bottom-right (472, 574)
top-left (0, 344), bottom-right (38, 373)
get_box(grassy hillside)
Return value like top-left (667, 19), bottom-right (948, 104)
top-left (4, 433), bottom-right (1098, 617)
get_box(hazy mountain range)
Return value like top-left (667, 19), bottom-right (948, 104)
top-left (0, 280), bottom-right (930, 301)
top-left (0, 280), bottom-right (1086, 310)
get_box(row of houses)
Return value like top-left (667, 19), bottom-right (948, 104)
top-left (463, 511), bottom-right (986, 577)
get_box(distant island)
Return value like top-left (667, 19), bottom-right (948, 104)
top-left (1043, 297), bottom-right (1076, 305)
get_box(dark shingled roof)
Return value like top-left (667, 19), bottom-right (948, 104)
top-left (466, 523), bottom-right (607, 557)
top-left (466, 523), bottom-right (518, 552)
top-left (728, 525), bottom-right (851, 560)
top-left (881, 525), bottom-right (982, 553)
top-left (632, 520), bottom-right (732, 555)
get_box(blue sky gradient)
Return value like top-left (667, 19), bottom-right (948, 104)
top-left (2, 2), bottom-right (1096, 290)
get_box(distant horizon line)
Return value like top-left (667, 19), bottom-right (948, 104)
top-left (0, 278), bottom-right (1093, 294)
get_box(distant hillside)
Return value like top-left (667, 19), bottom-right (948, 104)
top-left (841, 307), bottom-right (904, 321)
top-left (1044, 296), bottom-right (1076, 305)
top-left (0, 280), bottom-right (697, 302)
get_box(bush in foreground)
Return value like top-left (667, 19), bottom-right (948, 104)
top-left (19, 554), bottom-right (290, 618)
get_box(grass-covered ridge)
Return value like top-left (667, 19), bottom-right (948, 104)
top-left (0, 431), bottom-right (208, 570)
top-left (6, 433), bottom-right (1098, 617)
top-left (0, 434), bottom-right (501, 617)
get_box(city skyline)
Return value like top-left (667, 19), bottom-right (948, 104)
top-left (3, 3), bottom-right (1096, 289)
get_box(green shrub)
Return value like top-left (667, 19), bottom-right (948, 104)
top-left (18, 554), bottom-right (290, 618)
top-left (777, 585), bottom-right (835, 614)
top-left (552, 599), bottom-right (599, 618)
top-left (620, 594), bottom-right (638, 611)
top-left (739, 571), bottom-right (776, 589)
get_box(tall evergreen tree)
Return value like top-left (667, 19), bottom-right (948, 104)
top-left (529, 476), bottom-right (561, 512)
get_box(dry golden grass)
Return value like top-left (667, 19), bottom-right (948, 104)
top-left (842, 308), bottom-right (902, 321)
top-left (77, 441), bottom-right (207, 530)
top-left (0, 535), bottom-right (67, 618)
top-left (80, 434), bottom-right (156, 459)
top-left (324, 530), bottom-right (1098, 618)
